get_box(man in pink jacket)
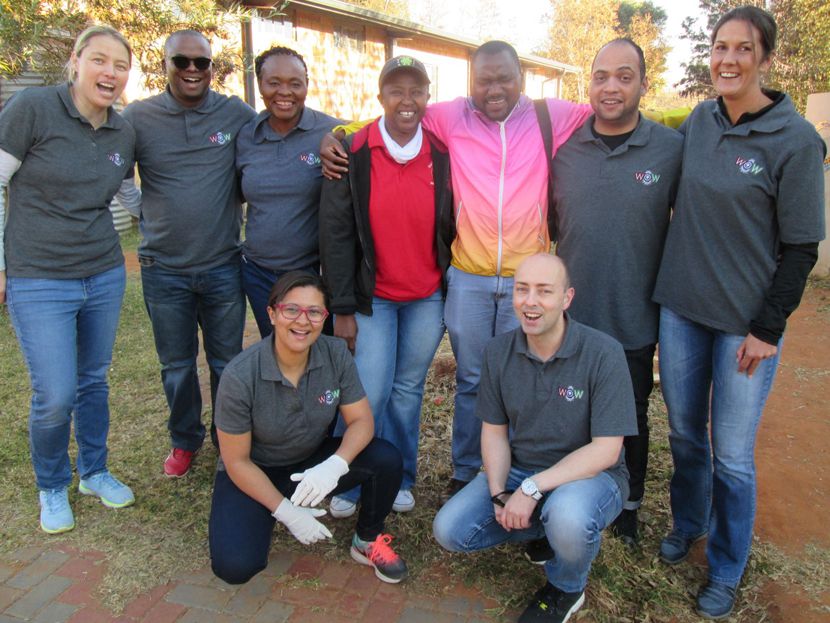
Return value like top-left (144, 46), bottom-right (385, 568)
top-left (324, 41), bottom-right (591, 503)
top-left (425, 42), bottom-right (590, 501)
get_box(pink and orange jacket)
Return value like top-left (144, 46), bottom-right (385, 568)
top-left (422, 94), bottom-right (591, 277)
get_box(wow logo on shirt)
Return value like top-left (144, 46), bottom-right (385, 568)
top-left (300, 151), bottom-right (321, 166)
top-left (735, 156), bottom-right (764, 175)
top-left (558, 386), bottom-right (584, 402)
top-left (318, 389), bottom-right (340, 405)
top-left (209, 131), bottom-right (232, 145)
top-left (108, 152), bottom-right (125, 167)
top-left (633, 170), bottom-right (660, 186)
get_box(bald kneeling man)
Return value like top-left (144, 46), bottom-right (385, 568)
top-left (433, 254), bottom-right (637, 623)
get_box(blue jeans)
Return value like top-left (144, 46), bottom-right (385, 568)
top-left (6, 265), bottom-right (126, 490)
top-left (444, 267), bottom-right (518, 481)
top-left (337, 290), bottom-right (445, 502)
top-left (659, 307), bottom-right (781, 586)
top-left (141, 258), bottom-right (245, 451)
top-left (209, 437), bottom-right (402, 584)
top-left (433, 469), bottom-right (622, 593)
top-left (241, 255), bottom-right (323, 338)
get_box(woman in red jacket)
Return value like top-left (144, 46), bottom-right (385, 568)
top-left (320, 56), bottom-right (454, 517)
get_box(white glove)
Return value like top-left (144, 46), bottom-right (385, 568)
top-left (272, 498), bottom-right (332, 545)
top-left (290, 454), bottom-right (349, 507)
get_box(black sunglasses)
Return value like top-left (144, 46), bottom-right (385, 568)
top-left (170, 55), bottom-right (212, 71)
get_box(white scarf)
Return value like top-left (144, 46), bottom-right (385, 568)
top-left (378, 115), bottom-right (423, 163)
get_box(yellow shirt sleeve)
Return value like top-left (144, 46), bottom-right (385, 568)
top-left (642, 107), bottom-right (693, 129)
top-left (332, 119), bottom-right (371, 136)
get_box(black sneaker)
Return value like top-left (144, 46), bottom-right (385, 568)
top-left (439, 478), bottom-right (469, 506)
top-left (610, 508), bottom-right (639, 547)
top-left (518, 582), bottom-right (585, 623)
top-left (524, 538), bottom-right (554, 565)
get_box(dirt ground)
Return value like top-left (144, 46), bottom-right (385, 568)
top-left (751, 283), bottom-right (830, 621)
top-left (756, 286), bottom-right (829, 551)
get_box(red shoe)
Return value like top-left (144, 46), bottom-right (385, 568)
top-left (163, 448), bottom-right (196, 477)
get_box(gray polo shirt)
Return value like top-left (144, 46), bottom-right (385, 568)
top-left (654, 95), bottom-right (826, 335)
top-left (122, 89), bottom-right (255, 272)
top-left (552, 116), bottom-right (682, 349)
top-left (0, 83), bottom-right (134, 278)
top-left (236, 107), bottom-right (342, 272)
top-left (215, 334), bottom-right (365, 469)
top-left (477, 318), bottom-right (637, 497)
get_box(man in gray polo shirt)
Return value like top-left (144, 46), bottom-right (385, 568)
top-left (550, 38), bottom-right (682, 545)
top-left (118, 30), bottom-right (256, 477)
top-left (433, 254), bottom-right (636, 623)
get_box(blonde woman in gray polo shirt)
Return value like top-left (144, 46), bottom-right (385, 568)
top-left (653, 6), bottom-right (826, 619)
top-left (0, 26), bottom-right (137, 535)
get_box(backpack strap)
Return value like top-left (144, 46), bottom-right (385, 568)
top-left (533, 98), bottom-right (557, 243)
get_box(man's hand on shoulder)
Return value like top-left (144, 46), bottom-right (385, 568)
top-left (320, 131), bottom-right (348, 180)
top-left (334, 314), bottom-right (357, 354)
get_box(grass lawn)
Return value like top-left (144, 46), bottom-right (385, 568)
top-left (0, 226), bottom-right (826, 621)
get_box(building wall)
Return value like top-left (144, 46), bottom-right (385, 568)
top-left (0, 71), bottom-right (45, 109)
top-left (249, 7), bottom-right (565, 121)
top-left (251, 7), bottom-right (386, 121)
top-left (524, 67), bottom-right (562, 99)
top-left (392, 41), bottom-right (469, 104)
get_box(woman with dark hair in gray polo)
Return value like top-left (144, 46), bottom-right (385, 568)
top-left (0, 25), bottom-right (137, 535)
top-left (652, 6), bottom-right (825, 619)
top-left (235, 46), bottom-right (341, 337)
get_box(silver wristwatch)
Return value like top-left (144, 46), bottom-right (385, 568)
top-left (520, 477), bottom-right (543, 501)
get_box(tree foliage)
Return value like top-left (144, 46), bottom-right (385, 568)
top-left (0, 0), bottom-right (76, 78)
top-left (765, 0), bottom-right (830, 112)
top-left (0, 0), bottom-right (280, 91)
top-left (677, 0), bottom-right (830, 113)
top-left (618, 0), bottom-right (666, 31)
top-left (544, 0), bottom-right (670, 102)
top-left (546, 0), bottom-right (620, 101)
top-left (625, 9), bottom-right (669, 94)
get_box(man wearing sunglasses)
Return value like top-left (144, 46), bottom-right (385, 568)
top-left (433, 254), bottom-right (636, 623)
top-left (117, 30), bottom-right (256, 478)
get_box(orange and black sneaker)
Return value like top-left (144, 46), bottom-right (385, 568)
top-left (350, 533), bottom-right (408, 583)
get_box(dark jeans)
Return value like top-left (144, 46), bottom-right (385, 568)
top-left (140, 258), bottom-right (245, 451)
top-left (623, 344), bottom-right (657, 507)
top-left (209, 437), bottom-right (402, 584)
top-left (240, 255), bottom-right (332, 338)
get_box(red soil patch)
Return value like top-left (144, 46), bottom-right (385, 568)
top-left (756, 287), bottom-right (830, 554)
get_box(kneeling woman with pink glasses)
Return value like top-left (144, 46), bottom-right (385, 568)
top-left (209, 271), bottom-right (408, 585)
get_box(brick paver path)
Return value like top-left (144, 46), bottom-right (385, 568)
top-left (0, 544), bottom-right (514, 622)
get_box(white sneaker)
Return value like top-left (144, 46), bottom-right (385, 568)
top-left (330, 495), bottom-right (357, 518)
top-left (392, 489), bottom-right (415, 513)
